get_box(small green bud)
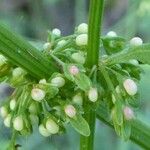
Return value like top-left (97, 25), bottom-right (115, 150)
top-left (12, 67), bottom-right (26, 78)
top-left (0, 106), bottom-right (8, 118)
top-left (77, 23), bottom-right (88, 34)
top-left (4, 114), bottom-right (11, 128)
top-left (76, 34), bottom-right (88, 46)
top-left (43, 42), bottom-right (51, 50)
top-left (10, 99), bottom-right (16, 111)
top-left (88, 88), bottom-right (98, 102)
top-left (57, 40), bottom-right (66, 46)
top-left (13, 116), bottom-right (24, 131)
top-left (72, 93), bottom-right (83, 105)
top-left (129, 59), bottom-right (139, 65)
top-left (64, 105), bottom-right (76, 118)
top-left (130, 37), bottom-right (143, 46)
top-left (31, 88), bottom-right (46, 102)
top-left (39, 79), bottom-right (47, 84)
top-left (29, 114), bottom-right (39, 124)
top-left (0, 54), bottom-right (7, 66)
top-left (29, 102), bottom-right (38, 114)
top-left (52, 28), bottom-right (61, 36)
top-left (39, 124), bottom-right (51, 137)
top-left (46, 119), bottom-right (59, 134)
top-left (71, 52), bottom-right (85, 64)
top-left (51, 76), bottom-right (65, 88)
top-left (111, 94), bottom-right (116, 104)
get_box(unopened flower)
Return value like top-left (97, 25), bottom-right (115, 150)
top-left (12, 67), bottom-right (26, 78)
top-left (43, 42), bottom-right (51, 50)
top-left (46, 119), bottom-right (59, 134)
top-left (123, 79), bottom-right (137, 96)
top-left (76, 34), bottom-right (88, 46)
top-left (130, 37), bottom-right (143, 46)
top-left (0, 54), bottom-right (7, 66)
top-left (72, 93), bottom-right (83, 105)
top-left (51, 76), bottom-right (65, 88)
top-left (71, 52), bottom-right (85, 64)
top-left (106, 31), bottom-right (117, 37)
top-left (129, 59), bottom-right (139, 66)
top-left (69, 65), bottom-right (79, 75)
top-left (10, 99), bottom-right (16, 111)
top-left (64, 105), bottom-right (76, 118)
top-left (4, 114), bottom-right (11, 128)
top-left (123, 106), bottom-right (134, 120)
top-left (88, 88), bottom-right (98, 102)
top-left (31, 88), bottom-right (45, 102)
top-left (39, 79), bottom-right (47, 84)
top-left (77, 23), bottom-right (88, 34)
top-left (115, 85), bottom-right (121, 94)
top-left (29, 102), bottom-right (37, 114)
top-left (13, 116), bottom-right (24, 131)
top-left (0, 106), bottom-right (8, 118)
top-left (39, 124), bottom-right (51, 137)
top-left (57, 40), bottom-right (66, 46)
top-left (52, 28), bottom-right (61, 36)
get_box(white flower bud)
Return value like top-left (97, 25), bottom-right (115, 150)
top-left (13, 116), bottom-right (24, 131)
top-left (123, 106), bottom-right (134, 120)
top-left (106, 31), bottom-right (117, 37)
top-left (69, 65), bottom-right (79, 75)
top-left (52, 28), bottom-right (61, 36)
top-left (129, 59), bottom-right (139, 66)
top-left (39, 79), bottom-right (47, 84)
top-left (29, 102), bottom-right (37, 114)
top-left (51, 76), bottom-right (65, 88)
top-left (46, 119), bottom-right (59, 134)
top-left (130, 37), bottom-right (143, 46)
top-left (10, 99), bottom-right (16, 111)
top-left (43, 42), bottom-right (51, 50)
top-left (31, 88), bottom-right (45, 102)
top-left (12, 67), bottom-right (25, 78)
top-left (71, 52), bottom-right (85, 64)
top-left (0, 106), bottom-right (8, 118)
top-left (76, 34), bottom-right (88, 46)
top-left (57, 40), bottom-right (66, 46)
top-left (88, 88), bottom-right (98, 102)
top-left (123, 79), bottom-right (137, 96)
top-left (77, 23), bottom-right (88, 34)
top-left (72, 93), bottom-right (83, 105)
top-left (0, 54), bottom-right (7, 66)
top-left (39, 124), bottom-right (51, 137)
top-left (4, 114), bottom-right (11, 128)
top-left (64, 105), bottom-right (76, 118)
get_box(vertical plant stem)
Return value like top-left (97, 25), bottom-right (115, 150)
top-left (80, 0), bottom-right (104, 150)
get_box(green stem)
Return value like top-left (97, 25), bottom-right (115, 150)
top-left (80, 1), bottom-right (104, 150)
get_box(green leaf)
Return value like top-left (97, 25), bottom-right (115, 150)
top-left (102, 36), bottom-right (126, 55)
top-left (105, 44), bottom-right (150, 66)
top-left (69, 114), bottom-right (90, 137)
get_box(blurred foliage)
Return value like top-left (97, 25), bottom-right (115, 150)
top-left (0, 0), bottom-right (150, 149)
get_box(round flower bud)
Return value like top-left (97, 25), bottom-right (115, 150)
top-left (71, 52), bottom-right (85, 64)
top-left (10, 99), bottom-right (16, 111)
top-left (129, 59), bottom-right (139, 66)
top-left (0, 54), bottom-right (7, 66)
top-left (29, 102), bottom-right (37, 114)
top-left (88, 88), bottom-right (98, 102)
top-left (13, 116), bottom-right (24, 131)
top-left (31, 88), bottom-right (45, 102)
top-left (115, 85), bottom-right (121, 94)
top-left (123, 79), bottom-right (137, 96)
top-left (46, 119), bottom-right (59, 134)
top-left (12, 67), bottom-right (25, 78)
top-left (106, 31), bottom-right (117, 37)
top-left (43, 42), bottom-right (51, 50)
top-left (69, 65), bottom-right (79, 75)
top-left (76, 34), bottom-right (88, 46)
top-left (0, 106), bottom-right (8, 118)
top-left (39, 124), bottom-right (51, 137)
top-left (4, 114), bottom-right (11, 128)
top-left (77, 23), bottom-right (88, 34)
top-left (123, 106), bottom-right (134, 120)
top-left (130, 37), bottom-right (143, 46)
top-left (51, 76), bottom-right (65, 88)
top-left (52, 28), bottom-right (61, 37)
top-left (57, 40), bottom-right (66, 46)
top-left (72, 93), bottom-right (83, 105)
top-left (64, 105), bottom-right (76, 118)
top-left (39, 79), bottom-right (47, 84)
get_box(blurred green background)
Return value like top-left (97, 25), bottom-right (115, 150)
top-left (0, 0), bottom-right (150, 149)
